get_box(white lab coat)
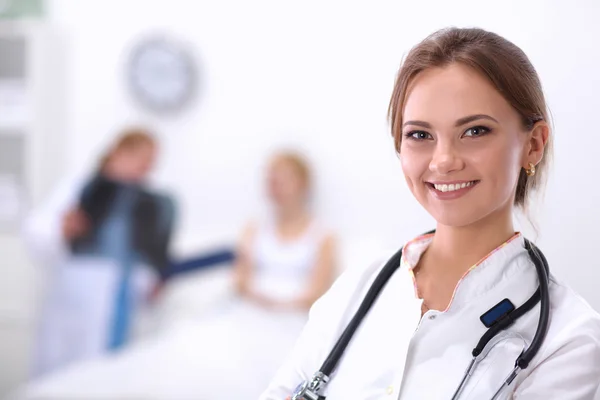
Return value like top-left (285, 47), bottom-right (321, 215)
top-left (261, 233), bottom-right (600, 399)
top-left (23, 173), bottom-right (157, 378)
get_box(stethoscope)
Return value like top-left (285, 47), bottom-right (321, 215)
top-left (291, 231), bottom-right (550, 400)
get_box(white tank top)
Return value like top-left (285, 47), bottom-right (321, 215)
top-left (249, 220), bottom-right (324, 302)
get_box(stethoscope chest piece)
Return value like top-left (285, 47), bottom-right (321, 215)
top-left (292, 372), bottom-right (329, 400)
top-left (291, 381), bottom-right (313, 400)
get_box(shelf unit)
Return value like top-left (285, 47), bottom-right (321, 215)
top-left (0, 20), bottom-right (66, 396)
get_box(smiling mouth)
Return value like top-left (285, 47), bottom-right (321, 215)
top-left (427, 180), bottom-right (480, 193)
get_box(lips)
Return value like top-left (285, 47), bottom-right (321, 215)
top-left (432, 180), bottom-right (477, 193)
top-left (426, 180), bottom-right (480, 199)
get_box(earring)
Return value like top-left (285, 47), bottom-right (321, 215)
top-left (525, 162), bottom-right (536, 177)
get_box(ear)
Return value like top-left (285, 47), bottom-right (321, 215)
top-left (522, 121), bottom-right (550, 168)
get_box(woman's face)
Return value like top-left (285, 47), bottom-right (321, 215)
top-left (400, 63), bottom-right (531, 228)
top-left (267, 160), bottom-right (307, 209)
top-left (109, 143), bottom-right (157, 183)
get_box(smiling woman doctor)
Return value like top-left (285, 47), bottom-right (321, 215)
top-left (260, 28), bottom-right (600, 400)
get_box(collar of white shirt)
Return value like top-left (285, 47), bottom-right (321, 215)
top-left (401, 232), bottom-right (526, 312)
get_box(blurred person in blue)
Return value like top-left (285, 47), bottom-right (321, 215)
top-left (23, 128), bottom-right (176, 378)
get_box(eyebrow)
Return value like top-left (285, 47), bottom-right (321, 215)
top-left (454, 114), bottom-right (498, 127)
top-left (403, 114), bottom-right (499, 129)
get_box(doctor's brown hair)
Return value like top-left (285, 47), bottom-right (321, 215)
top-left (388, 27), bottom-right (552, 208)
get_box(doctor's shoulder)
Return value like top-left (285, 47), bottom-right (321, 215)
top-left (305, 250), bottom-right (396, 344)
top-left (514, 277), bottom-right (600, 397)
top-left (258, 252), bottom-right (392, 400)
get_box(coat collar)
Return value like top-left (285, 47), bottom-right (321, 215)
top-left (400, 232), bottom-right (530, 312)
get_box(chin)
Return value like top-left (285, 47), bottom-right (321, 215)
top-left (416, 185), bottom-right (504, 228)
top-left (426, 205), bottom-right (491, 228)
top-left (433, 215), bottom-right (481, 228)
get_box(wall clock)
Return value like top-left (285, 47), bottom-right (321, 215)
top-left (127, 35), bottom-right (197, 114)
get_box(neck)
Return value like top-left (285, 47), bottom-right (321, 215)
top-left (426, 209), bottom-right (516, 278)
top-left (276, 204), bottom-right (308, 226)
top-left (101, 166), bottom-right (139, 184)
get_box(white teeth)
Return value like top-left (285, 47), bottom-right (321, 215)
top-left (434, 181), bottom-right (475, 192)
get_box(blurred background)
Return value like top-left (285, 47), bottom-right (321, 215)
top-left (1, 0), bottom-right (599, 398)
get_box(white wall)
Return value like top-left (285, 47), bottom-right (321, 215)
top-left (46, 0), bottom-right (600, 314)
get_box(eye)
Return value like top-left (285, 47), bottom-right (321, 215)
top-left (405, 131), bottom-right (433, 140)
top-left (463, 126), bottom-right (491, 137)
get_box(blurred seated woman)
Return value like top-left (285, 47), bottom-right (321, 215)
top-left (235, 151), bottom-right (336, 313)
top-left (23, 128), bottom-right (175, 378)
top-left (15, 151), bottom-right (335, 400)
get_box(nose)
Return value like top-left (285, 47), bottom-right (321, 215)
top-left (429, 141), bottom-right (464, 175)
